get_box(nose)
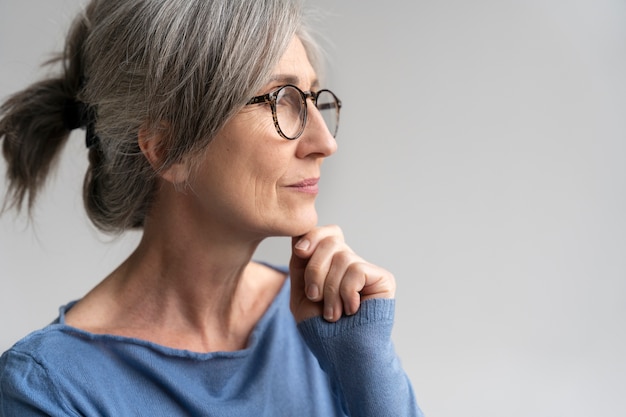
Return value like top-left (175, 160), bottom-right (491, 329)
top-left (295, 102), bottom-right (338, 159)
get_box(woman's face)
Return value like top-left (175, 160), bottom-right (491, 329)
top-left (187, 36), bottom-right (337, 240)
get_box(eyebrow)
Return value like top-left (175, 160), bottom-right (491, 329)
top-left (267, 74), bottom-right (320, 90)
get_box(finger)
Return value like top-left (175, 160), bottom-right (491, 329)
top-left (358, 264), bottom-right (397, 301)
top-left (338, 262), bottom-right (367, 316)
top-left (291, 227), bottom-right (334, 302)
top-left (292, 224), bottom-right (344, 260)
top-left (339, 262), bottom-right (396, 315)
top-left (322, 249), bottom-right (359, 321)
top-left (303, 234), bottom-right (346, 302)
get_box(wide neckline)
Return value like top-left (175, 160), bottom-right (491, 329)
top-left (54, 264), bottom-right (290, 359)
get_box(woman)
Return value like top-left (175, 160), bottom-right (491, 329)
top-left (0, 0), bottom-right (423, 416)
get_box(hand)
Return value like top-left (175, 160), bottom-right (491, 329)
top-left (289, 225), bottom-right (396, 323)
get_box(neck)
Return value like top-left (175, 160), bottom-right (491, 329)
top-left (71, 184), bottom-right (286, 352)
top-left (111, 217), bottom-right (263, 350)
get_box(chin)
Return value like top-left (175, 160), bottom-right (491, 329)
top-left (274, 212), bottom-right (318, 238)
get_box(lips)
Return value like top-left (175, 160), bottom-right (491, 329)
top-left (286, 178), bottom-right (319, 194)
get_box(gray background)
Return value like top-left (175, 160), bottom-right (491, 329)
top-left (1, 1), bottom-right (626, 416)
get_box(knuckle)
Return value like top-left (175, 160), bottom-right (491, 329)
top-left (345, 260), bottom-right (368, 276)
top-left (340, 262), bottom-right (368, 293)
top-left (327, 224), bottom-right (343, 236)
top-left (318, 224), bottom-right (344, 241)
top-left (333, 250), bottom-right (355, 266)
top-left (339, 279), bottom-right (358, 298)
top-left (387, 273), bottom-right (397, 292)
top-left (380, 271), bottom-right (397, 295)
top-left (323, 282), bottom-right (340, 297)
top-left (305, 261), bottom-right (324, 281)
top-left (317, 234), bottom-right (343, 252)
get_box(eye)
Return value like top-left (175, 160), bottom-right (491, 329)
top-left (275, 86), bottom-right (302, 109)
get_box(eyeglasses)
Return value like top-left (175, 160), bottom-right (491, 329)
top-left (246, 84), bottom-right (342, 140)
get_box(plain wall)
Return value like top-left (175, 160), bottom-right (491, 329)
top-left (1, 1), bottom-right (626, 416)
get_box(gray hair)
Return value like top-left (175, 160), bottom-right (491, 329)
top-left (1, 0), bottom-right (323, 233)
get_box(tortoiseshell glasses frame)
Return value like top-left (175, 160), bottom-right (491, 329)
top-left (246, 84), bottom-right (342, 140)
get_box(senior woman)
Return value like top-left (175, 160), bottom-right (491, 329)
top-left (0, 0), bottom-right (423, 416)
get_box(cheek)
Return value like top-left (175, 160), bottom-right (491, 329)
top-left (247, 149), bottom-right (289, 199)
top-left (203, 139), bottom-right (284, 207)
top-left (202, 110), bottom-right (297, 206)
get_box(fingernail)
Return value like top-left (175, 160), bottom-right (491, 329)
top-left (295, 238), bottom-right (310, 251)
top-left (324, 305), bottom-right (334, 321)
top-left (306, 284), bottom-right (319, 300)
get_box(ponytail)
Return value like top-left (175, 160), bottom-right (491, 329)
top-left (1, 79), bottom-right (73, 212)
top-left (0, 8), bottom-right (89, 214)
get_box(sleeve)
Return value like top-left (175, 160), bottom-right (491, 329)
top-left (297, 298), bottom-right (425, 417)
top-left (0, 349), bottom-right (77, 417)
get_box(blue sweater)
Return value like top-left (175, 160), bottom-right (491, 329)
top-left (0, 276), bottom-right (423, 416)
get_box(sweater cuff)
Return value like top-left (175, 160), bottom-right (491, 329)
top-left (297, 298), bottom-right (395, 341)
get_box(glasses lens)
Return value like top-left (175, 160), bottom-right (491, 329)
top-left (274, 86), bottom-right (305, 139)
top-left (316, 90), bottom-right (340, 137)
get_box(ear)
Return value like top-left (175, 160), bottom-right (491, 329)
top-left (138, 123), bottom-right (189, 184)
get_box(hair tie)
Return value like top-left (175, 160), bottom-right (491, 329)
top-left (62, 98), bottom-right (99, 148)
top-left (62, 98), bottom-right (86, 130)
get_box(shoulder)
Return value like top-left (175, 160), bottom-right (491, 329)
top-left (1, 322), bottom-right (93, 377)
top-left (3, 324), bottom-right (72, 364)
top-left (1, 320), bottom-right (119, 385)
top-left (0, 326), bottom-right (79, 415)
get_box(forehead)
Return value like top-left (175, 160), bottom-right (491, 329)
top-left (270, 36), bottom-right (318, 88)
